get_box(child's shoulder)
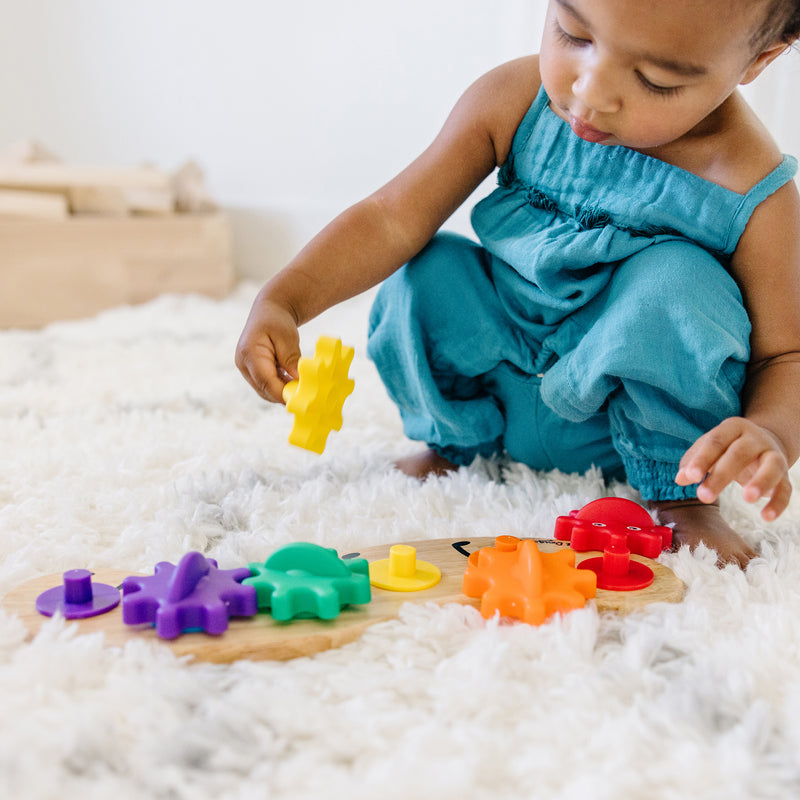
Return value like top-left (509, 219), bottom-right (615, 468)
top-left (474, 54), bottom-right (542, 97)
top-left (463, 56), bottom-right (543, 167)
top-left (662, 91), bottom-right (785, 194)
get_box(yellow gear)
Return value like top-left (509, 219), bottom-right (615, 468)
top-left (282, 336), bottom-right (355, 454)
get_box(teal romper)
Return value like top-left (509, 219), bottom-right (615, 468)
top-left (367, 86), bottom-right (798, 501)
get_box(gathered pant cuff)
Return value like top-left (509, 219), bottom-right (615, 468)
top-left (623, 456), bottom-right (698, 502)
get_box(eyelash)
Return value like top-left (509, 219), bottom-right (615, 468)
top-left (554, 20), bottom-right (589, 48)
top-left (636, 73), bottom-right (683, 98)
top-left (553, 20), bottom-right (685, 99)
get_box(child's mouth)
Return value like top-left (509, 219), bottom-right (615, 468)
top-left (570, 116), bottom-right (611, 143)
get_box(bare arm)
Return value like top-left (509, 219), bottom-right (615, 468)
top-left (236, 57), bottom-right (542, 402)
top-left (677, 178), bottom-right (800, 519)
top-left (739, 181), bottom-right (800, 459)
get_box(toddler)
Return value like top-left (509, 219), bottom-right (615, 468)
top-left (237, 0), bottom-right (800, 568)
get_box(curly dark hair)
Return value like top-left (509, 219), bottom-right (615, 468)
top-left (759, 0), bottom-right (800, 46)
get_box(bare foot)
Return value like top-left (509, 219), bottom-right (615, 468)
top-left (395, 448), bottom-right (458, 480)
top-left (649, 499), bottom-right (757, 569)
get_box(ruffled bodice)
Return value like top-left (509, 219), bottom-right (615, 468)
top-left (470, 85), bottom-right (797, 323)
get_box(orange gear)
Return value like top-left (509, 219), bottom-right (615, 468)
top-left (462, 536), bottom-right (596, 625)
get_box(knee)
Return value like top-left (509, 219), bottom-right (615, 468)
top-left (607, 240), bottom-right (751, 353)
top-left (370, 232), bottom-right (488, 332)
top-left (402, 232), bottom-right (484, 297)
top-left (551, 239), bottom-right (750, 416)
top-left (617, 240), bottom-right (743, 311)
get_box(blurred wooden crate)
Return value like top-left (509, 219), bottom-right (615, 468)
top-left (0, 149), bottom-right (234, 328)
top-left (0, 212), bottom-right (233, 328)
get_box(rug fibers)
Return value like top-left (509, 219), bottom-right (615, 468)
top-left (1, 285), bottom-right (800, 800)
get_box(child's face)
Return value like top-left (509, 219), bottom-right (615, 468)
top-left (539, 0), bottom-right (774, 151)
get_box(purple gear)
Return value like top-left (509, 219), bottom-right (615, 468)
top-left (121, 552), bottom-right (257, 639)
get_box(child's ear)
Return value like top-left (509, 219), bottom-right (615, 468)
top-left (740, 40), bottom-right (792, 84)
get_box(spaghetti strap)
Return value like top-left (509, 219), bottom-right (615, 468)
top-left (740, 155), bottom-right (797, 213)
top-left (727, 155), bottom-right (798, 250)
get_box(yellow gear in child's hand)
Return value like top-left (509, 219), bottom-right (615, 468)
top-left (281, 336), bottom-right (355, 454)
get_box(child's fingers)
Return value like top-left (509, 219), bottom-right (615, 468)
top-left (676, 420), bottom-right (743, 486)
top-left (741, 448), bottom-right (790, 502)
top-left (759, 476), bottom-right (792, 521)
top-left (235, 297), bottom-right (302, 404)
top-left (275, 340), bottom-right (300, 384)
top-left (693, 436), bottom-right (766, 501)
top-left (235, 341), bottom-right (284, 403)
top-left (677, 419), bottom-right (792, 520)
top-left (236, 329), bottom-right (300, 404)
top-left (262, 338), bottom-right (302, 404)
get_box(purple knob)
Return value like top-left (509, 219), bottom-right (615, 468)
top-left (63, 569), bottom-right (93, 604)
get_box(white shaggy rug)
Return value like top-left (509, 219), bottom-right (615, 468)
top-left (2, 284), bottom-right (800, 800)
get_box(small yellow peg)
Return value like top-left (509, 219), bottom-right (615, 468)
top-left (368, 545), bottom-right (442, 592)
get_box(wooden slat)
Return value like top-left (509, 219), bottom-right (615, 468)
top-left (0, 188), bottom-right (68, 220)
top-left (0, 162), bottom-right (172, 191)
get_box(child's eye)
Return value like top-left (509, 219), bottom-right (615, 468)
top-left (553, 19), bottom-right (590, 47)
top-left (636, 72), bottom-right (683, 98)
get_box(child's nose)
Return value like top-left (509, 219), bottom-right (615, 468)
top-left (572, 60), bottom-right (621, 114)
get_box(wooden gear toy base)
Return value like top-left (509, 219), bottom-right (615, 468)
top-left (3, 537), bottom-right (684, 664)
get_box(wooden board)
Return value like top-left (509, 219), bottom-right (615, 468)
top-left (2, 538), bottom-right (684, 664)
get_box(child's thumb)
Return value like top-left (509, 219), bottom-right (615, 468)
top-left (279, 342), bottom-right (301, 382)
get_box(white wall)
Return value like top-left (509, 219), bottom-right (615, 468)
top-left (740, 50), bottom-right (800, 159)
top-left (0, 1), bottom-right (797, 282)
top-left (0, 0), bottom-right (543, 279)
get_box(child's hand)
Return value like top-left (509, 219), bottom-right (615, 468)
top-left (675, 417), bottom-right (792, 521)
top-left (235, 298), bottom-right (301, 404)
